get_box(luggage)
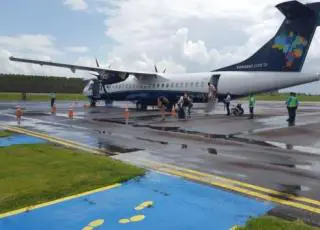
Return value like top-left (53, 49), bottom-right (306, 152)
top-left (178, 107), bottom-right (186, 119)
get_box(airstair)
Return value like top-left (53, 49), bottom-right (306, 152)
top-left (204, 96), bottom-right (217, 114)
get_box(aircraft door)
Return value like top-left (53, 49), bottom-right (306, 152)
top-left (210, 74), bottom-right (221, 89)
top-left (92, 80), bottom-right (100, 98)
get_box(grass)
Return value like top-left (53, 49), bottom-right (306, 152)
top-left (235, 216), bottom-right (320, 230)
top-left (0, 130), bottom-right (13, 137)
top-left (239, 93), bottom-right (320, 102)
top-left (0, 143), bottom-right (145, 213)
top-left (0, 92), bottom-right (87, 101)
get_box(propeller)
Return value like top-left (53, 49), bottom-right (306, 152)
top-left (154, 64), bottom-right (166, 73)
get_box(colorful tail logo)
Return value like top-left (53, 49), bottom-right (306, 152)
top-left (272, 32), bottom-right (308, 68)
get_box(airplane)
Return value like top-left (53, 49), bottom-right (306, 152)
top-left (9, 0), bottom-right (320, 111)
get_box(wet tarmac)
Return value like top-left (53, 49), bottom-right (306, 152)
top-left (1, 100), bottom-right (320, 226)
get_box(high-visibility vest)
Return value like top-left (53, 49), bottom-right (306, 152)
top-left (287, 96), bottom-right (298, 108)
top-left (248, 96), bottom-right (255, 107)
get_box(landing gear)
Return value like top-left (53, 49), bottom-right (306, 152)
top-left (136, 102), bottom-right (147, 111)
top-left (90, 99), bottom-right (96, 107)
top-left (104, 100), bottom-right (113, 108)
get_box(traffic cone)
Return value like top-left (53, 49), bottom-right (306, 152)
top-left (171, 106), bottom-right (176, 117)
top-left (68, 107), bottom-right (74, 119)
top-left (124, 104), bottom-right (129, 124)
top-left (15, 105), bottom-right (22, 125)
top-left (51, 105), bottom-right (56, 114)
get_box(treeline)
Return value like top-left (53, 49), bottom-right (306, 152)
top-left (0, 74), bottom-right (86, 93)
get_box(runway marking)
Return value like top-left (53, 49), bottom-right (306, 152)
top-left (139, 159), bottom-right (320, 207)
top-left (145, 164), bottom-right (320, 214)
top-left (2, 125), bottom-right (320, 215)
top-left (135, 201), bottom-right (154, 210)
top-left (0, 184), bottom-right (121, 219)
top-left (82, 219), bottom-right (105, 230)
top-left (0, 125), bottom-right (107, 155)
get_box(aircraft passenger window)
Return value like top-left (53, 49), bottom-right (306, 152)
top-left (196, 82), bottom-right (199, 87)
top-left (152, 84), bottom-right (155, 88)
top-left (175, 83), bottom-right (179, 87)
top-left (190, 82), bottom-right (194, 87)
top-left (157, 84), bottom-right (160, 88)
top-left (185, 82), bottom-right (188, 87)
top-left (201, 82), bottom-right (204, 87)
top-left (166, 83), bottom-right (169, 88)
top-left (161, 83), bottom-right (164, 88)
top-left (126, 84), bottom-right (128, 88)
top-left (171, 83), bottom-right (174, 88)
top-left (149, 84), bottom-right (152, 88)
top-left (180, 83), bottom-right (183, 87)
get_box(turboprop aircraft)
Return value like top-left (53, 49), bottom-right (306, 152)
top-left (9, 0), bottom-right (320, 110)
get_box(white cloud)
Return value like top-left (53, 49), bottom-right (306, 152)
top-left (0, 34), bottom-right (91, 78)
top-left (96, 0), bottom-right (320, 92)
top-left (65, 46), bottom-right (89, 53)
top-left (0, 34), bottom-right (63, 56)
top-left (63, 0), bottom-right (88, 11)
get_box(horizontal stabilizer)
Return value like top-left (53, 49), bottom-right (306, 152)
top-left (276, 0), bottom-right (315, 19)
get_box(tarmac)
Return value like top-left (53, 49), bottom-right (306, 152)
top-left (1, 99), bottom-right (320, 228)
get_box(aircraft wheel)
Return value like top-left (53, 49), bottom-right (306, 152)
top-left (90, 100), bottom-right (96, 107)
top-left (136, 102), bottom-right (143, 111)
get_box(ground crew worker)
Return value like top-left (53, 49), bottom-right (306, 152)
top-left (248, 93), bottom-right (256, 119)
top-left (50, 92), bottom-right (56, 107)
top-left (224, 93), bottom-right (231, 116)
top-left (286, 92), bottom-right (299, 125)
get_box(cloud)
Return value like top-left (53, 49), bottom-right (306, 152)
top-left (0, 34), bottom-right (63, 56)
top-left (63, 0), bottom-right (88, 11)
top-left (65, 46), bottom-right (89, 53)
top-left (96, 0), bottom-right (320, 92)
top-left (0, 34), bottom-right (92, 78)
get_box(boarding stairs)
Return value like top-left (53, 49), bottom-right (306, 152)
top-left (204, 96), bottom-right (217, 114)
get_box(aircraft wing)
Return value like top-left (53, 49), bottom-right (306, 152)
top-left (9, 56), bottom-right (168, 82)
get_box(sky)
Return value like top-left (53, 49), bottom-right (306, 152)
top-left (1, 0), bottom-right (320, 93)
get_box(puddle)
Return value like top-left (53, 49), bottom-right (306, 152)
top-left (208, 148), bottom-right (218, 155)
top-left (97, 141), bottom-right (142, 155)
top-left (265, 141), bottom-right (320, 155)
top-left (136, 137), bottom-right (168, 145)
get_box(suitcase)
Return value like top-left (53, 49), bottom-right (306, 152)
top-left (178, 107), bottom-right (186, 119)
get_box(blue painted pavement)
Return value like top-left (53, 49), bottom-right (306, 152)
top-left (0, 172), bottom-right (274, 230)
top-left (0, 134), bottom-right (46, 147)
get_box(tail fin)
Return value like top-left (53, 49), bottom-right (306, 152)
top-left (214, 1), bottom-right (320, 72)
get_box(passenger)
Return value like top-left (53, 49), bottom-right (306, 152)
top-left (208, 83), bottom-right (216, 101)
top-left (159, 96), bottom-right (169, 120)
top-left (182, 93), bottom-right (193, 119)
top-left (224, 93), bottom-right (231, 116)
top-left (286, 92), bottom-right (299, 126)
top-left (248, 93), bottom-right (256, 119)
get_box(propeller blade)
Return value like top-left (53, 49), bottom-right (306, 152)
top-left (154, 65), bottom-right (158, 73)
top-left (95, 58), bottom-right (100, 67)
top-left (90, 73), bottom-right (100, 77)
top-left (163, 68), bottom-right (166, 73)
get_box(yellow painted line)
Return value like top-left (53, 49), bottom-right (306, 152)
top-left (0, 183), bottom-right (121, 219)
top-left (3, 125), bottom-right (102, 153)
top-left (3, 125), bottom-right (320, 214)
top-left (0, 125), bottom-right (105, 155)
top-left (153, 166), bottom-right (320, 214)
top-left (140, 158), bottom-right (320, 207)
